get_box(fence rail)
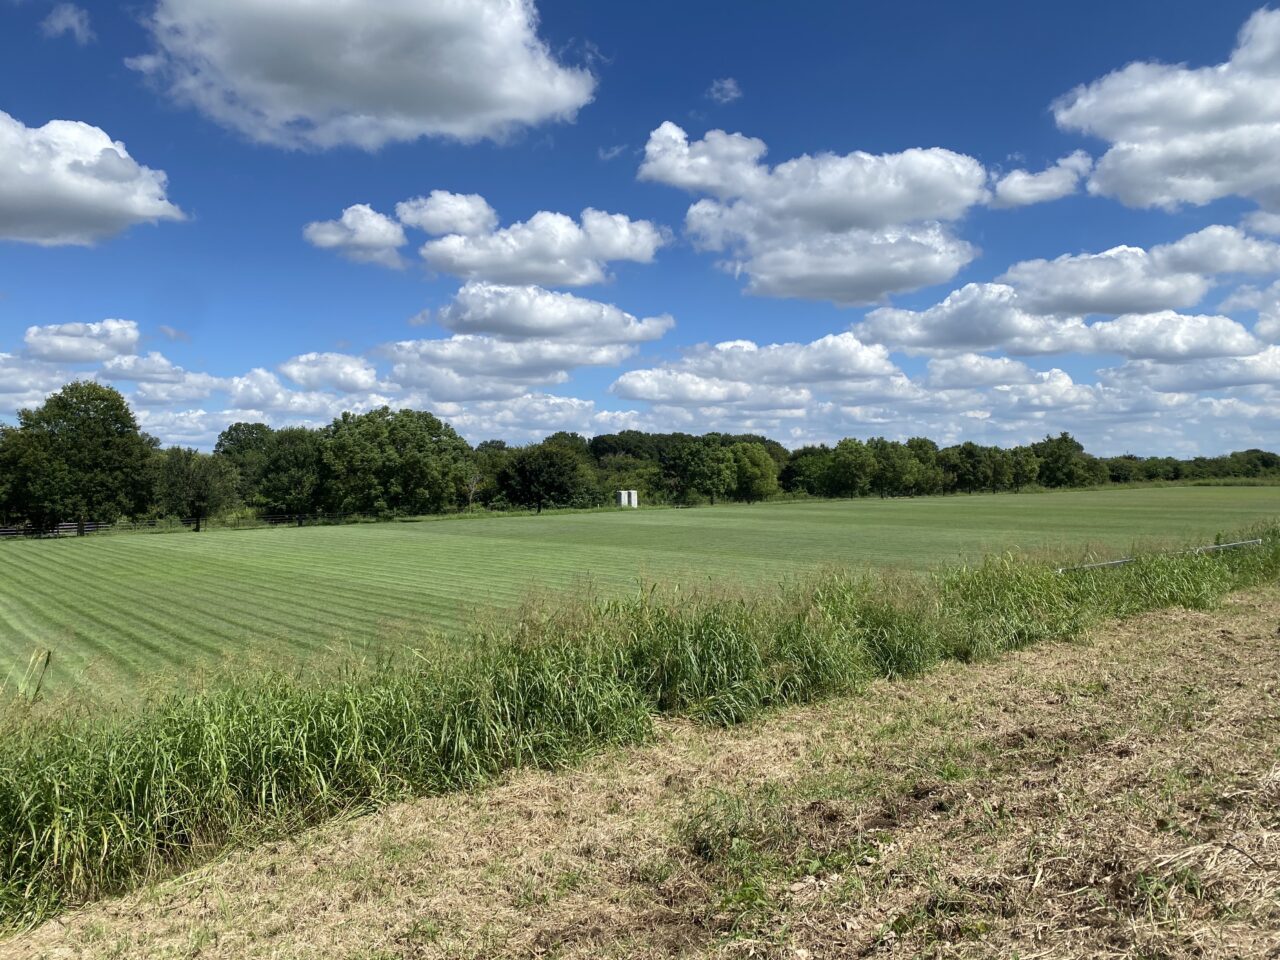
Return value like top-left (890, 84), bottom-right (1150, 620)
top-left (0, 512), bottom-right (364, 539)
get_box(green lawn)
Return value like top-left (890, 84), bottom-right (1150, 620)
top-left (3, 486), bottom-right (1278, 697)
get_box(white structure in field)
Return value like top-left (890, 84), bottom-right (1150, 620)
top-left (615, 489), bottom-right (639, 508)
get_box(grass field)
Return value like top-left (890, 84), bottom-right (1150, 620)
top-left (3, 486), bottom-right (1279, 696)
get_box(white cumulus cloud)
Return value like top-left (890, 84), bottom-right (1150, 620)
top-left (279, 352), bottom-right (380, 392)
top-left (25, 319), bottom-right (140, 362)
top-left (1054, 7), bottom-right (1280, 214)
top-left (0, 111), bottom-right (183, 246)
top-left (129, 0), bottom-right (596, 150)
top-left (638, 121), bottom-right (988, 304)
top-left (302, 204), bottom-right (407, 267)
top-left (419, 206), bottom-right (667, 286)
top-left (992, 151), bottom-right (1092, 207)
top-left (438, 282), bottom-right (673, 344)
top-left (395, 191), bottom-right (497, 236)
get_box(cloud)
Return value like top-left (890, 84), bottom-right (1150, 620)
top-left (597, 144), bottom-right (627, 161)
top-left (0, 353), bottom-right (73, 414)
top-left (384, 335), bottom-right (634, 401)
top-left (612, 368), bottom-right (811, 409)
top-left (998, 245), bottom-right (1208, 317)
top-left (24, 319), bottom-right (139, 362)
top-left (438, 282), bottom-right (673, 344)
top-left (431, 392), bottom-right (642, 444)
top-left (1245, 211), bottom-right (1280, 236)
top-left (610, 332), bottom-right (900, 413)
top-left (395, 191), bottom-right (497, 237)
top-left (279, 352), bottom-right (380, 392)
top-left (638, 121), bottom-right (987, 304)
top-left (998, 225), bottom-right (1280, 316)
top-left (1220, 279), bottom-right (1280, 341)
top-left (926, 353), bottom-right (1040, 389)
top-left (1087, 311), bottom-right (1261, 361)
top-left (225, 368), bottom-right (375, 414)
top-left (129, 0), bottom-right (596, 150)
top-left (100, 351), bottom-right (187, 382)
top-left (706, 78), bottom-right (743, 104)
top-left (131, 372), bottom-right (224, 406)
top-left (419, 206), bottom-right (667, 286)
top-left (157, 324), bottom-right (190, 342)
top-left (1053, 7), bottom-right (1280, 213)
top-left (856, 283), bottom-right (1090, 355)
top-left (302, 204), bottom-right (407, 267)
top-left (991, 151), bottom-right (1092, 207)
top-left (41, 3), bottom-right (93, 45)
top-left (1101, 347), bottom-right (1280, 392)
top-left (0, 111), bottom-right (183, 246)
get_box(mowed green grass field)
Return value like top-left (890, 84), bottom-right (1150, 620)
top-left (2, 486), bottom-right (1278, 697)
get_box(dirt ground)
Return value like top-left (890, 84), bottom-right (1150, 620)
top-left (7, 587), bottom-right (1279, 960)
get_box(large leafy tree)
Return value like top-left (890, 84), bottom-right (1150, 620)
top-left (152, 447), bottom-right (239, 531)
top-left (214, 422), bottom-right (275, 506)
top-left (1010, 447), bottom-right (1040, 491)
top-left (498, 441), bottom-right (599, 513)
top-left (729, 442), bottom-right (779, 502)
top-left (259, 427), bottom-right (326, 518)
top-left (867, 438), bottom-right (919, 498)
top-left (826, 438), bottom-right (875, 498)
top-left (780, 445), bottom-right (833, 496)
top-left (324, 407), bottom-right (472, 516)
top-left (1031, 432), bottom-right (1089, 488)
top-left (2, 382), bottom-right (153, 533)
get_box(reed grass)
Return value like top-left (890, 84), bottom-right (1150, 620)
top-left (1, 524), bottom-right (1277, 929)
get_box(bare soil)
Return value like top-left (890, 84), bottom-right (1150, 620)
top-left (7, 587), bottom-right (1279, 959)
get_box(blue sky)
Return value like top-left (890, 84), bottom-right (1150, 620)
top-left (2, 0), bottom-right (1279, 455)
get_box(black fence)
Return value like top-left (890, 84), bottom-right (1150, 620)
top-left (0, 512), bottom-right (365, 539)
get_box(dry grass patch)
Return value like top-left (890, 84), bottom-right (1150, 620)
top-left (6, 589), bottom-right (1279, 960)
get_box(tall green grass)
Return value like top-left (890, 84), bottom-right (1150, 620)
top-left (2, 525), bottom-right (1278, 929)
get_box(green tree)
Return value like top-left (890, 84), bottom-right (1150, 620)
top-left (214, 422), bottom-right (275, 506)
top-left (3, 382), bottom-right (153, 534)
top-left (826, 438), bottom-right (876, 498)
top-left (867, 438), bottom-right (919, 498)
top-left (905, 437), bottom-right (943, 495)
top-left (729, 442), bottom-right (779, 502)
top-left (324, 407), bottom-right (472, 516)
top-left (987, 447), bottom-right (1013, 493)
top-left (780, 445), bottom-right (833, 496)
top-left (498, 442), bottom-right (598, 513)
top-left (259, 427), bottom-right (326, 519)
top-left (1009, 447), bottom-right (1040, 491)
top-left (1031, 432), bottom-right (1089, 488)
top-left (152, 447), bottom-right (239, 531)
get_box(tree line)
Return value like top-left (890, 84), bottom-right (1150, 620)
top-left (2, 381), bottom-right (1278, 533)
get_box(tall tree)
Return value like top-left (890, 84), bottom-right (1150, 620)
top-left (498, 442), bottom-right (598, 513)
top-left (152, 447), bottom-right (239, 532)
top-left (826, 438), bottom-right (875, 498)
top-left (324, 407), bottom-right (472, 516)
top-left (214, 422), bottom-right (275, 506)
top-left (259, 427), bottom-right (326, 519)
top-left (3, 382), bottom-right (152, 534)
top-left (780, 445), bottom-right (834, 496)
top-left (1031, 432), bottom-right (1088, 488)
top-left (729, 442), bottom-right (779, 502)
top-left (1009, 447), bottom-right (1040, 492)
top-left (867, 438), bottom-right (919, 498)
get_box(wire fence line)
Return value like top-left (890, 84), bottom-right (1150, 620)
top-left (1054, 538), bottom-right (1264, 574)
